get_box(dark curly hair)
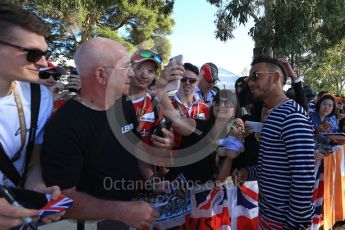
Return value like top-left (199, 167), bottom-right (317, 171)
top-left (251, 56), bottom-right (288, 85)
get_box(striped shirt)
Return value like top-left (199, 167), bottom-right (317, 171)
top-left (248, 99), bottom-right (315, 229)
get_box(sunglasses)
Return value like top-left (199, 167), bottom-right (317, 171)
top-left (248, 71), bottom-right (275, 81)
top-left (0, 40), bottom-right (49, 63)
top-left (181, 77), bottom-right (197, 84)
top-left (39, 71), bottom-right (62, 81)
top-left (132, 50), bottom-right (162, 64)
top-left (213, 99), bottom-right (234, 108)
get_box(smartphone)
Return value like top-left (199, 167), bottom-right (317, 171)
top-left (165, 55), bottom-right (183, 92)
top-left (66, 75), bottom-right (80, 93)
top-left (1, 187), bottom-right (48, 210)
top-left (153, 119), bottom-right (172, 137)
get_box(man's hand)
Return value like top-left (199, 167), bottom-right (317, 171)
top-left (156, 61), bottom-right (184, 91)
top-left (49, 82), bottom-right (69, 101)
top-left (279, 58), bottom-right (297, 81)
top-left (36, 186), bottom-right (65, 224)
top-left (118, 201), bottom-right (159, 229)
top-left (151, 128), bottom-right (175, 149)
top-left (0, 197), bottom-right (38, 229)
top-left (329, 135), bottom-right (345, 145)
top-left (232, 168), bottom-right (249, 186)
top-left (65, 75), bottom-right (81, 92)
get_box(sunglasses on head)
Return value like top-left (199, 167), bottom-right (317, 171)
top-left (0, 40), bottom-right (49, 63)
top-left (248, 71), bottom-right (275, 81)
top-left (133, 50), bottom-right (162, 64)
top-left (39, 71), bottom-right (62, 81)
top-left (181, 77), bottom-right (197, 84)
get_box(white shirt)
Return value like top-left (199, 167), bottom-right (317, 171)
top-left (0, 81), bottom-right (53, 185)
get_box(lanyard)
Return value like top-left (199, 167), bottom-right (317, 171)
top-left (11, 82), bottom-right (27, 162)
top-left (136, 95), bottom-right (147, 118)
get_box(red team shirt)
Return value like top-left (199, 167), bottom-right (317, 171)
top-left (171, 93), bottom-right (209, 148)
top-left (131, 93), bottom-right (162, 144)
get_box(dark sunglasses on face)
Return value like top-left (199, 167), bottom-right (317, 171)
top-left (39, 71), bottom-right (62, 81)
top-left (0, 40), bottom-right (49, 62)
top-left (181, 77), bottom-right (197, 84)
top-left (248, 71), bottom-right (275, 81)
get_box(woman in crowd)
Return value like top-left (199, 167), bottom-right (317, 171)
top-left (156, 63), bottom-right (241, 183)
top-left (310, 93), bottom-right (339, 133)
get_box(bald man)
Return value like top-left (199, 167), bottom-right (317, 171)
top-left (41, 37), bottom-right (159, 229)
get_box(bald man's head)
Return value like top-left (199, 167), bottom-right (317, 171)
top-left (74, 37), bottom-right (128, 77)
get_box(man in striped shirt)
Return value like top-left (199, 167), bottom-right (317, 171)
top-left (234, 56), bottom-right (315, 229)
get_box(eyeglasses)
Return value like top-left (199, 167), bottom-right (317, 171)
top-left (132, 50), bottom-right (162, 65)
top-left (134, 65), bottom-right (156, 76)
top-left (212, 99), bottom-right (234, 108)
top-left (181, 77), bottom-right (197, 84)
top-left (248, 71), bottom-right (275, 81)
top-left (0, 40), bottom-right (49, 62)
top-left (39, 71), bottom-right (62, 81)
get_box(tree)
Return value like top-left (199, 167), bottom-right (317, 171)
top-left (207, 0), bottom-right (345, 68)
top-left (304, 38), bottom-right (345, 95)
top-left (7, 0), bottom-right (175, 63)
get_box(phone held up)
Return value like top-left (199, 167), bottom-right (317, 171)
top-left (153, 119), bottom-right (172, 137)
top-left (165, 55), bottom-right (183, 92)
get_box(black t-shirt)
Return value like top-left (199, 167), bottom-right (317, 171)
top-left (165, 119), bottom-right (216, 183)
top-left (41, 99), bottom-right (141, 201)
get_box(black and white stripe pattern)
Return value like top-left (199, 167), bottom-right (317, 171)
top-left (249, 99), bottom-right (315, 229)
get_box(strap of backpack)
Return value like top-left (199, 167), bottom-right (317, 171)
top-left (0, 143), bottom-right (21, 186)
top-left (21, 83), bottom-right (41, 185)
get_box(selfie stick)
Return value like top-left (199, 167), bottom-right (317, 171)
top-left (0, 184), bottom-right (38, 230)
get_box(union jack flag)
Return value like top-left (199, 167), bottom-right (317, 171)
top-left (230, 181), bottom-right (259, 230)
top-left (38, 195), bottom-right (73, 216)
top-left (15, 195), bottom-right (73, 230)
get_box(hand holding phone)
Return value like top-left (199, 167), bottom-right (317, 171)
top-left (165, 55), bottom-right (183, 92)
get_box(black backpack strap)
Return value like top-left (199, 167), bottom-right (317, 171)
top-left (151, 96), bottom-right (161, 122)
top-left (0, 144), bottom-right (21, 186)
top-left (21, 83), bottom-right (41, 184)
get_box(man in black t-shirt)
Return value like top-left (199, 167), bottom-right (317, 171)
top-left (41, 38), bottom-right (159, 229)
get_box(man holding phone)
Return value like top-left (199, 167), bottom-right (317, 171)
top-left (195, 62), bottom-right (219, 106)
top-left (126, 49), bottom-right (175, 179)
top-left (39, 62), bottom-right (81, 110)
top-left (171, 62), bottom-right (210, 148)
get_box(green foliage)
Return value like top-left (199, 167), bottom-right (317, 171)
top-left (207, 0), bottom-right (345, 93)
top-left (304, 38), bottom-right (345, 95)
top-left (7, 0), bottom-right (175, 62)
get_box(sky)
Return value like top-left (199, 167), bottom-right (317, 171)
top-left (168, 0), bottom-right (255, 76)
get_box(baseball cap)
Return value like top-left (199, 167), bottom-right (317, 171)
top-left (200, 62), bottom-right (219, 83)
top-left (39, 62), bottom-right (67, 75)
top-left (131, 49), bottom-right (162, 68)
